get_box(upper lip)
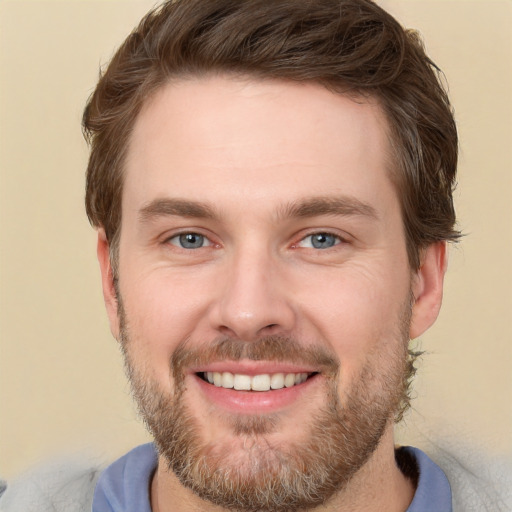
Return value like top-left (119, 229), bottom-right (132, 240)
top-left (189, 360), bottom-right (319, 376)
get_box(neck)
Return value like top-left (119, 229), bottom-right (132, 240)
top-left (151, 424), bottom-right (415, 512)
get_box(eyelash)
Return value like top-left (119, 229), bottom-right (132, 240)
top-left (294, 231), bottom-right (345, 250)
top-left (166, 232), bottom-right (214, 249)
top-left (164, 230), bottom-right (346, 251)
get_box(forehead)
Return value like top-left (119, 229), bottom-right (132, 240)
top-left (123, 75), bottom-right (396, 218)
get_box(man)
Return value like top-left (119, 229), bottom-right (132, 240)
top-left (83, 1), bottom-right (460, 510)
top-left (2, 0), bottom-right (460, 511)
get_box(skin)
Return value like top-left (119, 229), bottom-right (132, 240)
top-left (97, 76), bottom-right (447, 511)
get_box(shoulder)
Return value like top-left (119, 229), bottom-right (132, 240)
top-left (0, 444), bottom-right (157, 512)
top-left (401, 434), bottom-right (512, 512)
top-left (0, 457), bottom-right (101, 512)
top-left (427, 441), bottom-right (512, 512)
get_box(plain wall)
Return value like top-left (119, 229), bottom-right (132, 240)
top-left (0, 0), bottom-right (511, 478)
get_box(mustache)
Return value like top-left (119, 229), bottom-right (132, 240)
top-left (171, 335), bottom-right (340, 381)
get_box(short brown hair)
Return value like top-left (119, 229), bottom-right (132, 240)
top-left (83, 0), bottom-right (460, 270)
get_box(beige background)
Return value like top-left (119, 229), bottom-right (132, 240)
top-left (0, 0), bottom-right (510, 479)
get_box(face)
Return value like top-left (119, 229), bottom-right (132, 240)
top-left (98, 76), bottom-right (445, 510)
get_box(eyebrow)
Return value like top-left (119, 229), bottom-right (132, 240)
top-left (139, 198), bottom-right (218, 223)
top-left (138, 195), bottom-right (378, 224)
top-left (278, 196), bottom-right (378, 221)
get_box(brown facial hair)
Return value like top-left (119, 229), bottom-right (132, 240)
top-left (119, 300), bottom-right (415, 511)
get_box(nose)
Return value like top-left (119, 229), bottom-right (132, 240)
top-left (209, 246), bottom-right (296, 341)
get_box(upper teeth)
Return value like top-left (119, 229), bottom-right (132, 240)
top-left (204, 372), bottom-right (309, 391)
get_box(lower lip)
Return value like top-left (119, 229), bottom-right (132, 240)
top-left (191, 373), bottom-right (321, 414)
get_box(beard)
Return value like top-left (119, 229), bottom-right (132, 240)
top-left (119, 300), bottom-right (415, 512)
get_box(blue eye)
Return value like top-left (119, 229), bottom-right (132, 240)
top-left (299, 233), bottom-right (340, 249)
top-left (169, 233), bottom-right (210, 249)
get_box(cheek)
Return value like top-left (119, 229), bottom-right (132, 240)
top-left (119, 271), bottom-right (212, 384)
top-left (295, 263), bottom-right (411, 371)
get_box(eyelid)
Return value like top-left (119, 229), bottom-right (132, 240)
top-left (170, 234), bottom-right (211, 248)
top-left (293, 230), bottom-right (349, 249)
top-left (163, 229), bottom-right (217, 249)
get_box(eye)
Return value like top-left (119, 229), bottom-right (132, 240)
top-left (298, 232), bottom-right (341, 250)
top-left (168, 232), bottom-right (212, 249)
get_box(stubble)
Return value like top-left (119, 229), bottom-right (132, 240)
top-left (118, 297), bottom-right (415, 511)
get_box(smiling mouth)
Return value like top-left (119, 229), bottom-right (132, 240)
top-left (198, 371), bottom-right (317, 391)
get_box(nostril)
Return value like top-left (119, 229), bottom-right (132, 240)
top-left (258, 323), bottom-right (281, 336)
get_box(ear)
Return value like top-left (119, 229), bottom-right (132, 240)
top-left (97, 228), bottom-right (121, 340)
top-left (409, 242), bottom-right (448, 340)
